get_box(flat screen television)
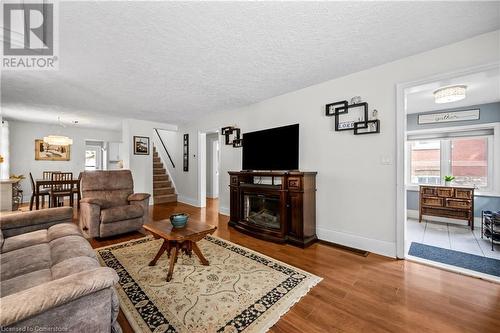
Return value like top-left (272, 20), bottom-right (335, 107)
top-left (242, 124), bottom-right (299, 170)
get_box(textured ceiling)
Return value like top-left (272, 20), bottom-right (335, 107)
top-left (2, 1), bottom-right (500, 129)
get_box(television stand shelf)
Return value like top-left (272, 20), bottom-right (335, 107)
top-left (228, 170), bottom-right (317, 247)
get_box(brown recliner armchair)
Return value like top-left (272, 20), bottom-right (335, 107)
top-left (79, 170), bottom-right (150, 238)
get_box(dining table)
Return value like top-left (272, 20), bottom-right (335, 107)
top-left (34, 178), bottom-right (80, 210)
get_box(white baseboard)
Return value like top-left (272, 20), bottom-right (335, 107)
top-left (177, 195), bottom-right (199, 207)
top-left (219, 206), bottom-right (230, 216)
top-left (317, 227), bottom-right (396, 258)
top-left (407, 209), bottom-right (481, 225)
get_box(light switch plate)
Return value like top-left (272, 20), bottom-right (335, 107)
top-left (380, 156), bottom-right (393, 165)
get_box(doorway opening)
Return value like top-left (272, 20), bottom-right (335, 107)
top-left (198, 131), bottom-right (220, 209)
top-left (85, 140), bottom-right (105, 171)
top-left (397, 63), bottom-right (500, 281)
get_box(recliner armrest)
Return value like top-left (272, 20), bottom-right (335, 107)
top-left (80, 197), bottom-right (107, 207)
top-left (128, 193), bottom-right (150, 202)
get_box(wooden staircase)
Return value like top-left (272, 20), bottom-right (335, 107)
top-left (153, 146), bottom-right (177, 204)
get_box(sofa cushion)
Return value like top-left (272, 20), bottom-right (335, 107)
top-left (1, 243), bottom-right (51, 281)
top-left (49, 236), bottom-right (97, 265)
top-left (51, 256), bottom-right (100, 280)
top-left (1, 269), bottom-right (52, 297)
top-left (1, 230), bottom-right (47, 254)
top-left (100, 205), bottom-right (143, 223)
top-left (47, 223), bottom-right (82, 241)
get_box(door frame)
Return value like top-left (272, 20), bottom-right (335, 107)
top-left (197, 129), bottom-right (221, 208)
top-left (395, 62), bottom-right (499, 258)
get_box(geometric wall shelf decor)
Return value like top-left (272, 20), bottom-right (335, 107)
top-left (183, 134), bottom-right (189, 171)
top-left (334, 102), bottom-right (369, 131)
top-left (354, 119), bottom-right (380, 135)
top-left (221, 126), bottom-right (242, 147)
top-left (232, 138), bottom-right (243, 148)
top-left (325, 99), bottom-right (380, 135)
top-left (325, 100), bottom-right (348, 116)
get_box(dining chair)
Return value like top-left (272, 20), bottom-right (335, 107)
top-left (29, 172), bottom-right (50, 210)
top-left (72, 172), bottom-right (83, 209)
top-left (50, 172), bottom-right (74, 207)
top-left (42, 171), bottom-right (60, 189)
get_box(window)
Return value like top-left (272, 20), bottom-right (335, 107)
top-left (451, 137), bottom-right (488, 188)
top-left (85, 150), bottom-right (97, 170)
top-left (409, 140), bottom-right (441, 185)
top-left (408, 135), bottom-right (492, 191)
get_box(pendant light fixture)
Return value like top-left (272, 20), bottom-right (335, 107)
top-left (43, 117), bottom-right (73, 145)
top-left (433, 85), bottom-right (467, 104)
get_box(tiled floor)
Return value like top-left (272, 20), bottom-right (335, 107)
top-left (406, 218), bottom-right (500, 260)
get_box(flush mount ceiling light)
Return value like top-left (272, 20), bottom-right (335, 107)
top-left (43, 117), bottom-right (73, 145)
top-left (433, 85), bottom-right (467, 104)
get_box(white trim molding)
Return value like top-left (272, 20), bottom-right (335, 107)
top-left (317, 227), bottom-right (396, 258)
top-left (177, 195), bottom-right (199, 207)
top-left (395, 61), bottom-right (500, 259)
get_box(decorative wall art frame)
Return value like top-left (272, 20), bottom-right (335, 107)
top-left (35, 139), bottom-right (71, 161)
top-left (325, 99), bottom-right (380, 135)
top-left (133, 136), bottom-right (150, 155)
top-left (417, 109), bottom-right (480, 125)
top-left (221, 126), bottom-right (242, 148)
top-left (183, 134), bottom-right (189, 172)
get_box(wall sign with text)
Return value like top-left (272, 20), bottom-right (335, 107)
top-left (418, 109), bottom-right (480, 125)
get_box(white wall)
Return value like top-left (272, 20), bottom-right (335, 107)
top-left (9, 120), bottom-right (121, 202)
top-left (122, 119), bottom-right (177, 200)
top-left (172, 31), bottom-right (500, 257)
top-left (206, 133), bottom-right (219, 198)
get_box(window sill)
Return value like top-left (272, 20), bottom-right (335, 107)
top-left (405, 185), bottom-right (500, 197)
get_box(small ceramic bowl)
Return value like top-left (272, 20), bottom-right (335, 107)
top-left (169, 213), bottom-right (189, 228)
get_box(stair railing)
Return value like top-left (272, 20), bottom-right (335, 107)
top-left (154, 128), bottom-right (175, 168)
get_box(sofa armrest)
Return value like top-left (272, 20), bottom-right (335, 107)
top-left (80, 197), bottom-right (108, 207)
top-left (0, 207), bottom-right (73, 238)
top-left (128, 193), bottom-right (150, 202)
top-left (0, 267), bottom-right (118, 327)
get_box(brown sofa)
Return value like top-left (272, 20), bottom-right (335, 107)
top-left (0, 207), bottom-right (121, 332)
top-left (79, 170), bottom-right (150, 238)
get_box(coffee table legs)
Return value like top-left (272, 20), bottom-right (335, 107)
top-left (149, 240), bottom-right (170, 266)
top-left (149, 239), bottom-right (209, 281)
top-left (192, 242), bottom-right (209, 266)
top-left (166, 245), bottom-right (178, 282)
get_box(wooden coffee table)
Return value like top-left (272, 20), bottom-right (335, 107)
top-left (143, 220), bottom-right (217, 281)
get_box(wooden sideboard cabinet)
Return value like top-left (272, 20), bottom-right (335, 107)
top-left (419, 185), bottom-right (475, 230)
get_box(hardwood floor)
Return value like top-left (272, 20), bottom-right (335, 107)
top-left (85, 199), bottom-right (500, 333)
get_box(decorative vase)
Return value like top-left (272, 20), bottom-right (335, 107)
top-left (169, 213), bottom-right (189, 228)
top-left (445, 181), bottom-right (451, 187)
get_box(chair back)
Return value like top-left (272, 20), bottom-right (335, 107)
top-left (43, 171), bottom-right (60, 188)
top-left (81, 170), bottom-right (134, 208)
top-left (29, 172), bottom-right (35, 192)
top-left (51, 172), bottom-right (73, 192)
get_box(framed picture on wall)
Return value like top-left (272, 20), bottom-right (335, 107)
top-left (133, 136), bottom-right (150, 155)
top-left (35, 139), bottom-right (71, 161)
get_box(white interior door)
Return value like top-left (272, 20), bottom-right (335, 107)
top-left (213, 139), bottom-right (219, 198)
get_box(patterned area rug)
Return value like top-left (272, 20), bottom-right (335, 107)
top-left (96, 236), bottom-right (321, 333)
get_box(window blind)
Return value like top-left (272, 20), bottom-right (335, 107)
top-left (407, 128), bottom-right (494, 141)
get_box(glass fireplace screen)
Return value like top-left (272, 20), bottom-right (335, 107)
top-left (243, 194), bottom-right (280, 230)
